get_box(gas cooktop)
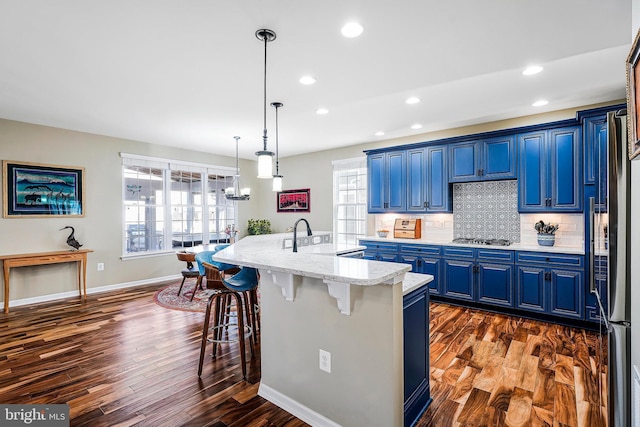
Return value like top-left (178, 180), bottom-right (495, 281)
top-left (452, 238), bottom-right (512, 246)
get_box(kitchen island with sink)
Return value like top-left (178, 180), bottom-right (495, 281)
top-left (214, 233), bottom-right (433, 427)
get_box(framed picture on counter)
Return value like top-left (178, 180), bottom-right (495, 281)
top-left (2, 160), bottom-right (85, 217)
top-left (277, 188), bottom-right (310, 213)
top-left (626, 27), bottom-right (640, 160)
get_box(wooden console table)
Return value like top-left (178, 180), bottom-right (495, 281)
top-left (1, 249), bottom-right (93, 313)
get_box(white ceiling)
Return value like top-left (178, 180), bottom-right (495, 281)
top-left (0, 1), bottom-right (633, 160)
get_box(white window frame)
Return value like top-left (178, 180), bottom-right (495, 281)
top-left (332, 157), bottom-right (368, 246)
top-left (121, 153), bottom-right (237, 259)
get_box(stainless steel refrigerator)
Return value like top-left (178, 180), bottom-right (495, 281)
top-left (589, 109), bottom-right (631, 426)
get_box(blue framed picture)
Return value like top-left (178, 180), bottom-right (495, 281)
top-left (3, 160), bottom-right (85, 217)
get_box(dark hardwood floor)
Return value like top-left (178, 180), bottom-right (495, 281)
top-left (0, 282), bottom-right (606, 426)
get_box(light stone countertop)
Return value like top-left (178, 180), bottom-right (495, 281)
top-left (402, 272), bottom-right (433, 296)
top-left (213, 233), bottom-right (410, 286)
top-left (360, 236), bottom-right (585, 255)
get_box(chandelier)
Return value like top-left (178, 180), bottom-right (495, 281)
top-left (225, 136), bottom-right (250, 201)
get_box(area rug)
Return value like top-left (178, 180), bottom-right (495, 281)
top-left (153, 281), bottom-right (215, 313)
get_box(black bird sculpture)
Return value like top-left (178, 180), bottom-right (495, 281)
top-left (60, 226), bottom-right (82, 250)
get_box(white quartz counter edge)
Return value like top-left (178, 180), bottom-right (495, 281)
top-left (361, 236), bottom-right (585, 255)
top-left (403, 272), bottom-right (433, 296)
top-left (213, 234), bottom-right (410, 286)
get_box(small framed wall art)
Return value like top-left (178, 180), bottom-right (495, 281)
top-left (277, 188), bottom-right (310, 213)
top-left (626, 27), bottom-right (640, 160)
top-left (2, 160), bottom-right (85, 217)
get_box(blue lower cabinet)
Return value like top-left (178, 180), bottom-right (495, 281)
top-left (403, 285), bottom-right (431, 426)
top-left (360, 240), bottom-right (399, 262)
top-left (477, 263), bottom-right (514, 307)
top-left (400, 253), bottom-right (441, 295)
top-left (550, 269), bottom-right (584, 319)
top-left (443, 248), bottom-right (514, 306)
top-left (443, 259), bottom-right (474, 301)
top-left (515, 251), bottom-right (585, 320)
top-left (516, 265), bottom-right (546, 313)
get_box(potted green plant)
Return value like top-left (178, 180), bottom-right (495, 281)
top-left (247, 219), bottom-right (272, 235)
top-left (534, 220), bottom-right (559, 246)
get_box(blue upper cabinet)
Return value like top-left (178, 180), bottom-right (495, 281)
top-left (449, 141), bottom-right (479, 182)
top-left (584, 115), bottom-right (607, 185)
top-left (407, 145), bottom-right (451, 212)
top-left (518, 126), bottom-right (582, 212)
top-left (449, 136), bottom-right (516, 182)
top-left (368, 151), bottom-right (406, 213)
top-left (484, 136), bottom-right (517, 180)
top-left (583, 114), bottom-right (608, 209)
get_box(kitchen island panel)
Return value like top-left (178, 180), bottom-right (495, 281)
top-left (258, 271), bottom-right (404, 427)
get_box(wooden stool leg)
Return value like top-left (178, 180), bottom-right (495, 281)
top-left (190, 276), bottom-right (203, 302)
top-left (198, 293), bottom-right (216, 376)
top-left (177, 276), bottom-right (187, 296)
top-left (242, 292), bottom-right (255, 357)
top-left (230, 292), bottom-right (247, 380)
top-left (248, 289), bottom-right (259, 344)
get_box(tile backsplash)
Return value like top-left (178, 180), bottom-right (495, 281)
top-left (372, 180), bottom-right (584, 249)
top-left (453, 180), bottom-right (520, 243)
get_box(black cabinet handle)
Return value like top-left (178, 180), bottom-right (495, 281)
top-left (384, 202), bottom-right (388, 208)
top-left (417, 259), bottom-right (422, 267)
top-left (424, 201), bottom-right (429, 208)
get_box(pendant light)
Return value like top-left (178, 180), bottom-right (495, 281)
top-left (255, 29), bottom-right (276, 178)
top-left (225, 136), bottom-right (251, 201)
top-left (271, 101), bottom-right (283, 192)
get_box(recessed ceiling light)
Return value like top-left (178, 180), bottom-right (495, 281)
top-left (406, 97), bottom-right (421, 105)
top-left (341, 22), bottom-right (363, 38)
top-left (299, 75), bottom-right (317, 85)
top-left (316, 108), bottom-right (329, 115)
top-left (532, 99), bottom-right (548, 107)
top-left (375, 131), bottom-right (385, 136)
top-left (411, 123), bottom-right (422, 130)
top-left (522, 65), bottom-right (543, 76)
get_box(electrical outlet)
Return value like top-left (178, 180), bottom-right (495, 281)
top-left (97, 262), bottom-right (104, 271)
top-left (319, 349), bottom-right (331, 373)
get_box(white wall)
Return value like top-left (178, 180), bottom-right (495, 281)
top-left (0, 118), bottom-right (262, 302)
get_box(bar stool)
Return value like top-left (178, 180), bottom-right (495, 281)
top-left (175, 251), bottom-right (200, 297)
top-left (197, 266), bottom-right (259, 379)
top-left (192, 250), bottom-right (239, 302)
top-left (222, 267), bottom-right (260, 346)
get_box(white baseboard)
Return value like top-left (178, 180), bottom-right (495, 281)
top-left (7, 274), bottom-right (179, 309)
top-left (258, 383), bottom-right (341, 427)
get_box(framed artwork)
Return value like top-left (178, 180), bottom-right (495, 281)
top-left (277, 188), bottom-right (310, 213)
top-left (2, 160), bottom-right (85, 217)
top-left (626, 28), bottom-right (640, 160)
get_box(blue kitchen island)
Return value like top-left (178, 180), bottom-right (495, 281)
top-left (214, 233), bottom-right (433, 427)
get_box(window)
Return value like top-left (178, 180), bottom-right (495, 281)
top-left (122, 153), bottom-right (237, 256)
top-left (333, 157), bottom-right (368, 245)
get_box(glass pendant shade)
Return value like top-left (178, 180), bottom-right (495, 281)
top-left (256, 151), bottom-right (274, 178)
top-left (272, 175), bottom-right (283, 192)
